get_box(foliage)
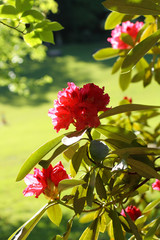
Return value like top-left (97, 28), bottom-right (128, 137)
top-left (93, 0), bottom-right (160, 90)
top-left (4, 0), bottom-right (160, 240)
top-left (0, 0), bottom-right (62, 95)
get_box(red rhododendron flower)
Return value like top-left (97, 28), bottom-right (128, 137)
top-left (121, 205), bottom-right (141, 221)
top-left (152, 179), bottom-right (160, 191)
top-left (23, 162), bottom-right (71, 199)
top-left (48, 82), bottom-right (110, 132)
top-left (107, 21), bottom-right (143, 49)
top-left (123, 96), bottom-right (132, 104)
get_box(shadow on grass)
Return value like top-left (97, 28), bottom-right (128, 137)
top-left (0, 43), bottom-right (114, 107)
top-left (3, 214), bottom-right (110, 240)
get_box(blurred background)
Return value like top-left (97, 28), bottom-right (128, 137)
top-left (0, 0), bottom-right (160, 239)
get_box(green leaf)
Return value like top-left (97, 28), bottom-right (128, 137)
top-left (39, 144), bottom-right (69, 169)
top-left (39, 30), bottom-right (54, 44)
top-left (47, 204), bottom-right (62, 226)
top-left (21, 10), bottom-right (44, 23)
top-left (99, 104), bottom-right (160, 120)
top-left (119, 70), bottom-right (131, 91)
top-left (0, 5), bottom-right (18, 19)
top-left (121, 33), bottom-right (134, 47)
top-left (63, 216), bottom-right (75, 240)
top-left (143, 199), bottom-right (160, 213)
top-left (112, 57), bottom-right (124, 74)
top-left (79, 212), bottom-right (98, 224)
top-left (96, 125), bottom-right (136, 144)
top-left (144, 217), bottom-right (160, 240)
top-left (135, 215), bottom-right (147, 228)
top-left (16, 135), bottom-right (64, 181)
top-left (109, 210), bottom-right (125, 240)
top-left (58, 179), bottom-right (86, 192)
top-left (95, 173), bottom-right (107, 199)
top-left (79, 218), bottom-right (100, 240)
top-left (102, 0), bottom-right (160, 15)
top-left (8, 204), bottom-right (48, 240)
top-left (121, 29), bottom-right (160, 73)
top-left (124, 210), bottom-right (142, 240)
top-left (73, 189), bottom-right (86, 215)
top-left (62, 129), bottom-right (86, 146)
top-left (52, 236), bottom-right (63, 240)
top-left (105, 12), bottom-right (126, 30)
top-left (93, 48), bottom-right (120, 60)
top-left (127, 158), bottom-right (160, 179)
top-left (63, 143), bottom-right (79, 161)
top-left (23, 31), bottom-right (42, 47)
top-left (71, 145), bottom-right (86, 175)
top-left (16, 0), bottom-right (34, 12)
top-left (112, 159), bottom-right (128, 172)
top-left (43, 22), bottom-right (64, 31)
top-left (87, 170), bottom-right (96, 207)
top-left (112, 147), bottom-right (160, 156)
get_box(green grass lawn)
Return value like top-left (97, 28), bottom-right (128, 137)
top-left (0, 43), bottom-right (160, 240)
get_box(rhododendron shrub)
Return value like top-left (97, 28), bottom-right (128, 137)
top-left (48, 82), bottom-right (110, 132)
top-left (8, 1), bottom-right (160, 240)
top-left (107, 21), bottom-right (143, 49)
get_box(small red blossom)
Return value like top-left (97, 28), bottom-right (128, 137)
top-left (152, 179), bottom-right (160, 191)
top-left (123, 96), bottom-right (132, 104)
top-left (48, 82), bottom-right (110, 132)
top-left (121, 205), bottom-right (141, 221)
top-left (107, 21), bottom-right (143, 49)
top-left (23, 162), bottom-right (71, 199)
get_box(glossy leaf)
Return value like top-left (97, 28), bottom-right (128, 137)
top-left (63, 216), bottom-right (75, 240)
top-left (144, 217), bottom-right (160, 240)
top-left (16, 135), bottom-right (64, 181)
top-left (43, 22), bottom-right (64, 31)
top-left (39, 144), bottom-right (69, 169)
top-left (124, 210), bottom-right (142, 240)
top-left (119, 70), bottom-right (131, 91)
top-left (121, 33), bottom-right (134, 47)
top-left (95, 173), bottom-right (107, 199)
top-left (73, 188), bottom-right (86, 215)
top-left (112, 147), bottom-right (160, 156)
top-left (96, 125), bottom-right (136, 144)
top-left (8, 204), bottom-right (48, 240)
top-left (47, 204), bottom-right (62, 226)
top-left (112, 57), bottom-right (124, 74)
top-left (79, 218), bottom-right (100, 240)
top-left (99, 104), bottom-right (160, 119)
top-left (112, 159), bottom-right (128, 172)
top-left (102, 0), bottom-right (160, 15)
top-left (63, 143), bottom-right (79, 161)
top-left (58, 179), bottom-right (86, 192)
top-left (127, 158), bottom-right (160, 180)
top-left (87, 170), bottom-right (96, 207)
top-left (121, 29), bottom-right (160, 73)
top-left (105, 12), bottom-right (126, 30)
top-left (79, 212), bottom-right (98, 223)
top-left (109, 210), bottom-right (125, 240)
top-left (135, 215), bottom-right (147, 228)
top-left (93, 48), bottom-right (120, 60)
top-left (71, 145), bottom-right (86, 175)
top-left (143, 198), bottom-right (160, 213)
top-left (62, 129), bottom-right (86, 146)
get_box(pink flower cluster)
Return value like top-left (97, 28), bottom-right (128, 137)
top-left (107, 21), bottom-right (143, 49)
top-left (48, 83), bottom-right (110, 132)
top-left (23, 162), bottom-right (71, 199)
top-left (121, 205), bottom-right (141, 221)
top-left (152, 179), bottom-right (160, 191)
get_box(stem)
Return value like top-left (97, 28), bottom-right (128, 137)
top-left (0, 20), bottom-right (26, 34)
top-left (86, 128), bottom-right (93, 141)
